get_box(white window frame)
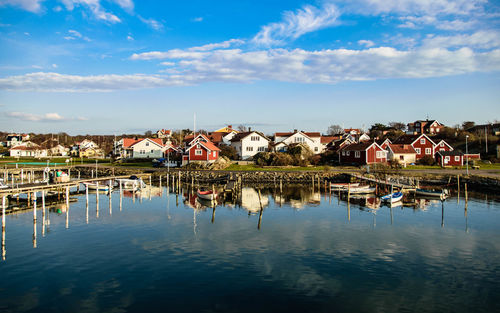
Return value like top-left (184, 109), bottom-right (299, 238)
top-left (346, 151), bottom-right (350, 156)
top-left (355, 151), bottom-right (360, 158)
top-left (213, 151), bottom-right (216, 157)
top-left (425, 148), bottom-right (431, 155)
top-left (415, 148), bottom-right (421, 154)
top-left (444, 156), bottom-right (450, 164)
top-left (420, 138), bottom-right (425, 144)
top-left (195, 149), bottom-right (202, 156)
top-left (454, 156), bottom-right (460, 161)
top-left (376, 151), bottom-right (384, 159)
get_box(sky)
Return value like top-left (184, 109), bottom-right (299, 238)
top-left (0, 0), bottom-right (499, 135)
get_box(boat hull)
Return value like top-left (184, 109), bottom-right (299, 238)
top-left (197, 190), bottom-right (217, 200)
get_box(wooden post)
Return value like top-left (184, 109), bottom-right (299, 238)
top-left (2, 196), bottom-right (6, 231)
top-left (21, 169), bottom-right (24, 184)
top-left (96, 181), bottom-right (99, 218)
top-left (41, 191), bottom-right (46, 236)
top-left (119, 181), bottom-right (123, 211)
top-left (66, 186), bottom-right (69, 229)
top-left (257, 189), bottom-right (264, 230)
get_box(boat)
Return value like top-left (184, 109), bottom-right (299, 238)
top-left (381, 192), bottom-right (403, 203)
top-left (343, 185), bottom-right (376, 194)
top-left (83, 182), bottom-right (112, 192)
top-left (416, 188), bottom-right (449, 200)
top-left (0, 179), bottom-right (8, 189)
top-left (330, 182), bottom-right (360, 190)
top-left (115, 176), bottom-right (147, 190)
top-left (197, 189), bottom-right (218, 200)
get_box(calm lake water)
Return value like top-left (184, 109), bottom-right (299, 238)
top-left (0, 184), bottom-right (499, 313)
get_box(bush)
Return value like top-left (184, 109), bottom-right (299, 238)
top-left (219, 144), bottom-right (238, 160)
top-left (418, 155), bottom-right (436, 166)
top-left (270, 153), bottom-right (293, 166)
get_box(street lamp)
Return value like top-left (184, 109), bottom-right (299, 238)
top-left (465, 135), bottom-right (469, 175)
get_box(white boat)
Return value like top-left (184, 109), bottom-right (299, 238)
top-left (381, 192), bottom-right (403, 203)
top-left (330, 182), bottom-right (360, 190)
top-left (0, 179), bottom-right (8, 189)
top-left (116, 176), bottom-right (147, 190)
top-left (343, 185), bottom-right (376, 194)
top-left (197, 189), bottom-right (218, 200)
top-left (416, 188), bottom-right (449, 200)
top-left (83, 182), bottom-right (112, 192)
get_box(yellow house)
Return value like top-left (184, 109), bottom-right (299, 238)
top-left (79, 147), bottom-right (104, 158)
top-left (214, 125), bottom-right (238, 133)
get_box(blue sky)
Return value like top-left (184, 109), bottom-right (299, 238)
top-left (0, 0), bottom-right (499, 135)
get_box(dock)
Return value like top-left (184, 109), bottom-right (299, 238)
top-left (349, 173), bottom-right (417, 191)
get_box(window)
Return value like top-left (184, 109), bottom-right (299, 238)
top-left (355, 151), bottom-right (360, 158)
top-left (400, 155), bottom-right (404, 161)
top-left (294, 137), bottom-right (305, 143)
top-left (425, 148), bottom-right (431, 155)
top-left (444, 156), bottom-right (450, 163)
top-left (415, 148), bottom-right (421, 154)
top-left (246, 146), bottom-right (254, 152)
top-left (251, 136), bottom-right (260, 141)
top-left (140, 149), bottom-right (145, 154)
top-left (146, 142), bottom-right (149, 146)
top-left (342, 151), bottom-right (345, 156)
top-left (197, 144), bottom-right (200, 149)
top-left (151, 149), bottom-right (154, 153)
top-left (420, 138), bottom-right (425, 144)
top-left (440, 148), bottom-right (445, 152)
top-left (455, 156), bottom-right (460, 161)
top-left (195, 149), bottom-right (202, 155)
top-left (346, 151), bottom-right (350, 156)
top-left (258, 146), bottom-right (266, 152)
top-left (213, 151), bottom-right (216, 157)
top-left (314, 147), bottom-right (319, 152)
top-left (440, 142), bottom-right (444, 147)
top-left (436, 128), bottom-right (440, 132)
top-left (376, 151), bottom-right (384, 158)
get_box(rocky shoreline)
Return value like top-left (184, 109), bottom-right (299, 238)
top-left (73, 166), bottom-right (500, 192)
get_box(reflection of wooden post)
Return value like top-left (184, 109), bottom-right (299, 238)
top-left (211, 207), bottom-right (216, 224)
top-left (96, 182), bottom-right (99, 218)
top-left (257, 189), bottom-right (264, 230)
top-left (2, 196), bottom-right (6, 231)
top-left (33, 191), bottom-right (37, 221)
top-left (32, 219), bottom-right (37, 248)
top-left (66, 186), bottom-right (69, 229)
top-left (347, 201), bottom-right (350, 221)
top-left (119, 181), bottom-right (123, 211)
top-left (109, 186), bottom-right (112, 215)
top-left (465, 183), bottom-right (468, 204)
top-left (42, 191), bottom-right (46, 236)
top-left (457, 175), bottom-right (460, 204)
top-left (441, 202), bottom-right (444, 228)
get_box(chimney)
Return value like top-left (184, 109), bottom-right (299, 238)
top-left (248, 127), bottom-right (252, 132)
top-left (294, 129), bottom-right (297, 133)
top-left (228, 125), bottom-right (232, 130)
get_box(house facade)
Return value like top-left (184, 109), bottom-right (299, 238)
top-left (9, 142), bottom-right (47, 157)
top-left (434, 140), bottom-right (453, 153)
top-left (407, 119), bottom-right (444, 135)
top-left (393, 134), bottom-right (436, 160)
top-left (435, 151), bottom-right (464, 167)
top-left (230, 131), bottom-right (270, 160)
top-left (6, 133), bottom-right (30, 147)
top-left (386, 144), bottom-right (417, 166)
top-left (116, 138), bottom-right (164, 159)
top-left (182, 140), bottom-right (220, 165)
top-left (274, 131), bottom-right (322, 154)
top-left (339, 142), bottom-right (387, 165)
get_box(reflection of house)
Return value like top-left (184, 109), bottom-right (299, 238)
top-left (386, 144), bottom-right (417, 166)
top-left (273, 130), bottom-right (322, 154)
top-left (240, 188), bottom-right (269, 213)
top-left (9, 141), bottom-right (47, 157)
top-left (230, 131), bottom-right (270, 160)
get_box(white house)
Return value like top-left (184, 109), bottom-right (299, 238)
top-left (273, 131), bottom-right (323, 154)
top-left (230, 131), bottom-right (270, 160)
top-left (386, 144), bottom-right (417, 166)
top-left (9, 142), bottom-right (47, 157)
top-left (116, 138), bottom-right (165, 159)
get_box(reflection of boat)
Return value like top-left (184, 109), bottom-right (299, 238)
top-left (343, 185), bottom-right (376, 194)
top-left (381, 192), bottom-right (403, 203)
top-left (116, 176), bottom-right (147, 190)
top-left (83, 182), bottom-right (112, 191)
top-left (197, 189), bottom-right (217, 200)
top-left (416, 188), bottom-right (448, 200)
top-left (0, 179), bottom-right (8, 189)
top-left (330, 182), bottom-right (359, 190)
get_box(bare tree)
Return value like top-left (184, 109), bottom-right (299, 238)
top-left (388, 122), bottom-right (406, 131)
top-left (327, 125), bottom-right (344, 135)
top-left (237, 125), bottom-right (248, 132)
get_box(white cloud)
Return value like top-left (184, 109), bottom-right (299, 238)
top-left (253, 4), bottom-right (340, 45)
top-left (191, 17), bottom-right (203, 22)
top-left (112, 0), bottom-right (133, 11)
top-left (52, 63), bottom-right (58, 68)
top-left (60, 0), bottom-right (121, 23)
top-left (358, 40), bottom-right (375, 47)
top-left (160, 61), bottom-right (175, 66)
top-left (64, 29), bottom-right (91, 41)
top-left (127, 35), bottom-right (134, 41)
top-left (0, 0), bottom-right (44, 12)
top-left (188, 39), bottom-right (245, 52)
top-left (138, 15), bottom-right (163, 30)
top-left (5, 111), bottom-right (67, 121)
top-left (422, 30), bottom-right (500, 50)
top-left (2, 45), bottom-right (499, 92)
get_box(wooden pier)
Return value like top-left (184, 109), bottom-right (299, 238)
top-left (349, 173), bottom-right (417, 191)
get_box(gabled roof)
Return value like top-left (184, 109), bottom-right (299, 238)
top-left (186, 140), bottom-right (221, 152)
top-left (122, 138), bottom-right (141, 148)
top-left (436, 150), bottom-right (463, 156)
top-left (275, 131), bottom-right (321, 138)
top-left (187, 134), bottom-right (210, 146)
top-left (230, 131), bottom-right (270, 142)
top-left (434, 139), bottom-right (453, 149)
top-left (320, 136), bottom-right (338, 144)
top-left (208, 132), bottom-right (227, 143)
top-left (393, 134), bottom-right (436, 146)
top-left (387, 144), bottom-right (416, 154)
top-left (341, 142), bottom-right (381, 152)
top-left (213, 125), bottom-right (237, 133)
top-left (130, 138), bottom-right (164, 148)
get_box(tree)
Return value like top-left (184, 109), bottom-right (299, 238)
top-left (388, 122), bottom-right (406, 131)
top-left (327, 124), bottom-right (344, 135)
top-left (237, 125), bottom-right (248, 132)
top-left (219, 145), bottom-right (238, 160)
top-left (369, 123), bottom-right (389, 131)
top-left (462, 121), bottom-right (475, 131)
top-left (144, 130), bottom-right (153, 137)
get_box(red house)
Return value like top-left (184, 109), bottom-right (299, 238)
top-left (434, 140), bottom-right (453, 153)
top-left (182, 137), bottom-right (220, 166)
top-left (435, 150), bottom-right (464, 167)
top-left (339, 142), bottom-right (387, 165)
top-left (393, 134), bottom-right (436, 160)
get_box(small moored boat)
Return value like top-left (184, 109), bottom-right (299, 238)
top-left (116, 176), bottom-right (147, 190)
top-left (83, 182), bottom-right (112, 192)
top-left (381, 191), bottom-right (403, 203)
top-left (197, 189), bottom-right (217, 200)
top-left (416, 188), bottom-right (449, 200)
top-left (330, 182), bottom-right (360, 190)
top-left (343, 185), bottom-right (376, 194)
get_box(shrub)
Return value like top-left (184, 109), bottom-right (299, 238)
top-left (418, 155), bottom-right (436, 166)
top-left (219, 144), bottom-right (238, 160)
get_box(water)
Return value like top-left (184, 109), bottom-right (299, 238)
top-left (1, 185), bottom-right (499, 313)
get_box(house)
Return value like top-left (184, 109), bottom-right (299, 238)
top-left (9, 141), bottom-right (47, 157)
top-left (358, 133), bottom-right (371, 142)
top-left (386, 144), bottom-right (417, 166)
top-left (6, 133), bottom-right (30, 147)
top-left (207, 131), bottom-right (237, 147)
top-left (339, 142), bottom-right (387, 165)
top-left (434, 140), bottom-right (453, 153)
top-left (182, 139), bottom-right (220, 165)
top-left (156, 129), bottom-right (172, 139)
top-left (344, 128), bottom-right (361, 136)
top-left (435, 150), bottom-right (464, 167)
top-left (230, 131), bottom-right (270, 160)
top-left (320, 136), bottom-right (339, 151)
top-left (466, 123), bottom-right (500, 136)
top-left (116, 138), bottom-right (164, 159)
top-left (273, 130), bottom-right (322, 154)
top-left (406, 119), bottom-right (444, 135)
top-left (376, 138), bottom-right (392, 149)
top-left (393, 134), bottom-right (436, 160)
top-left (79, 147), bottom-right (105, 158)
top-left (213, 125), bottom-right (238, 133)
